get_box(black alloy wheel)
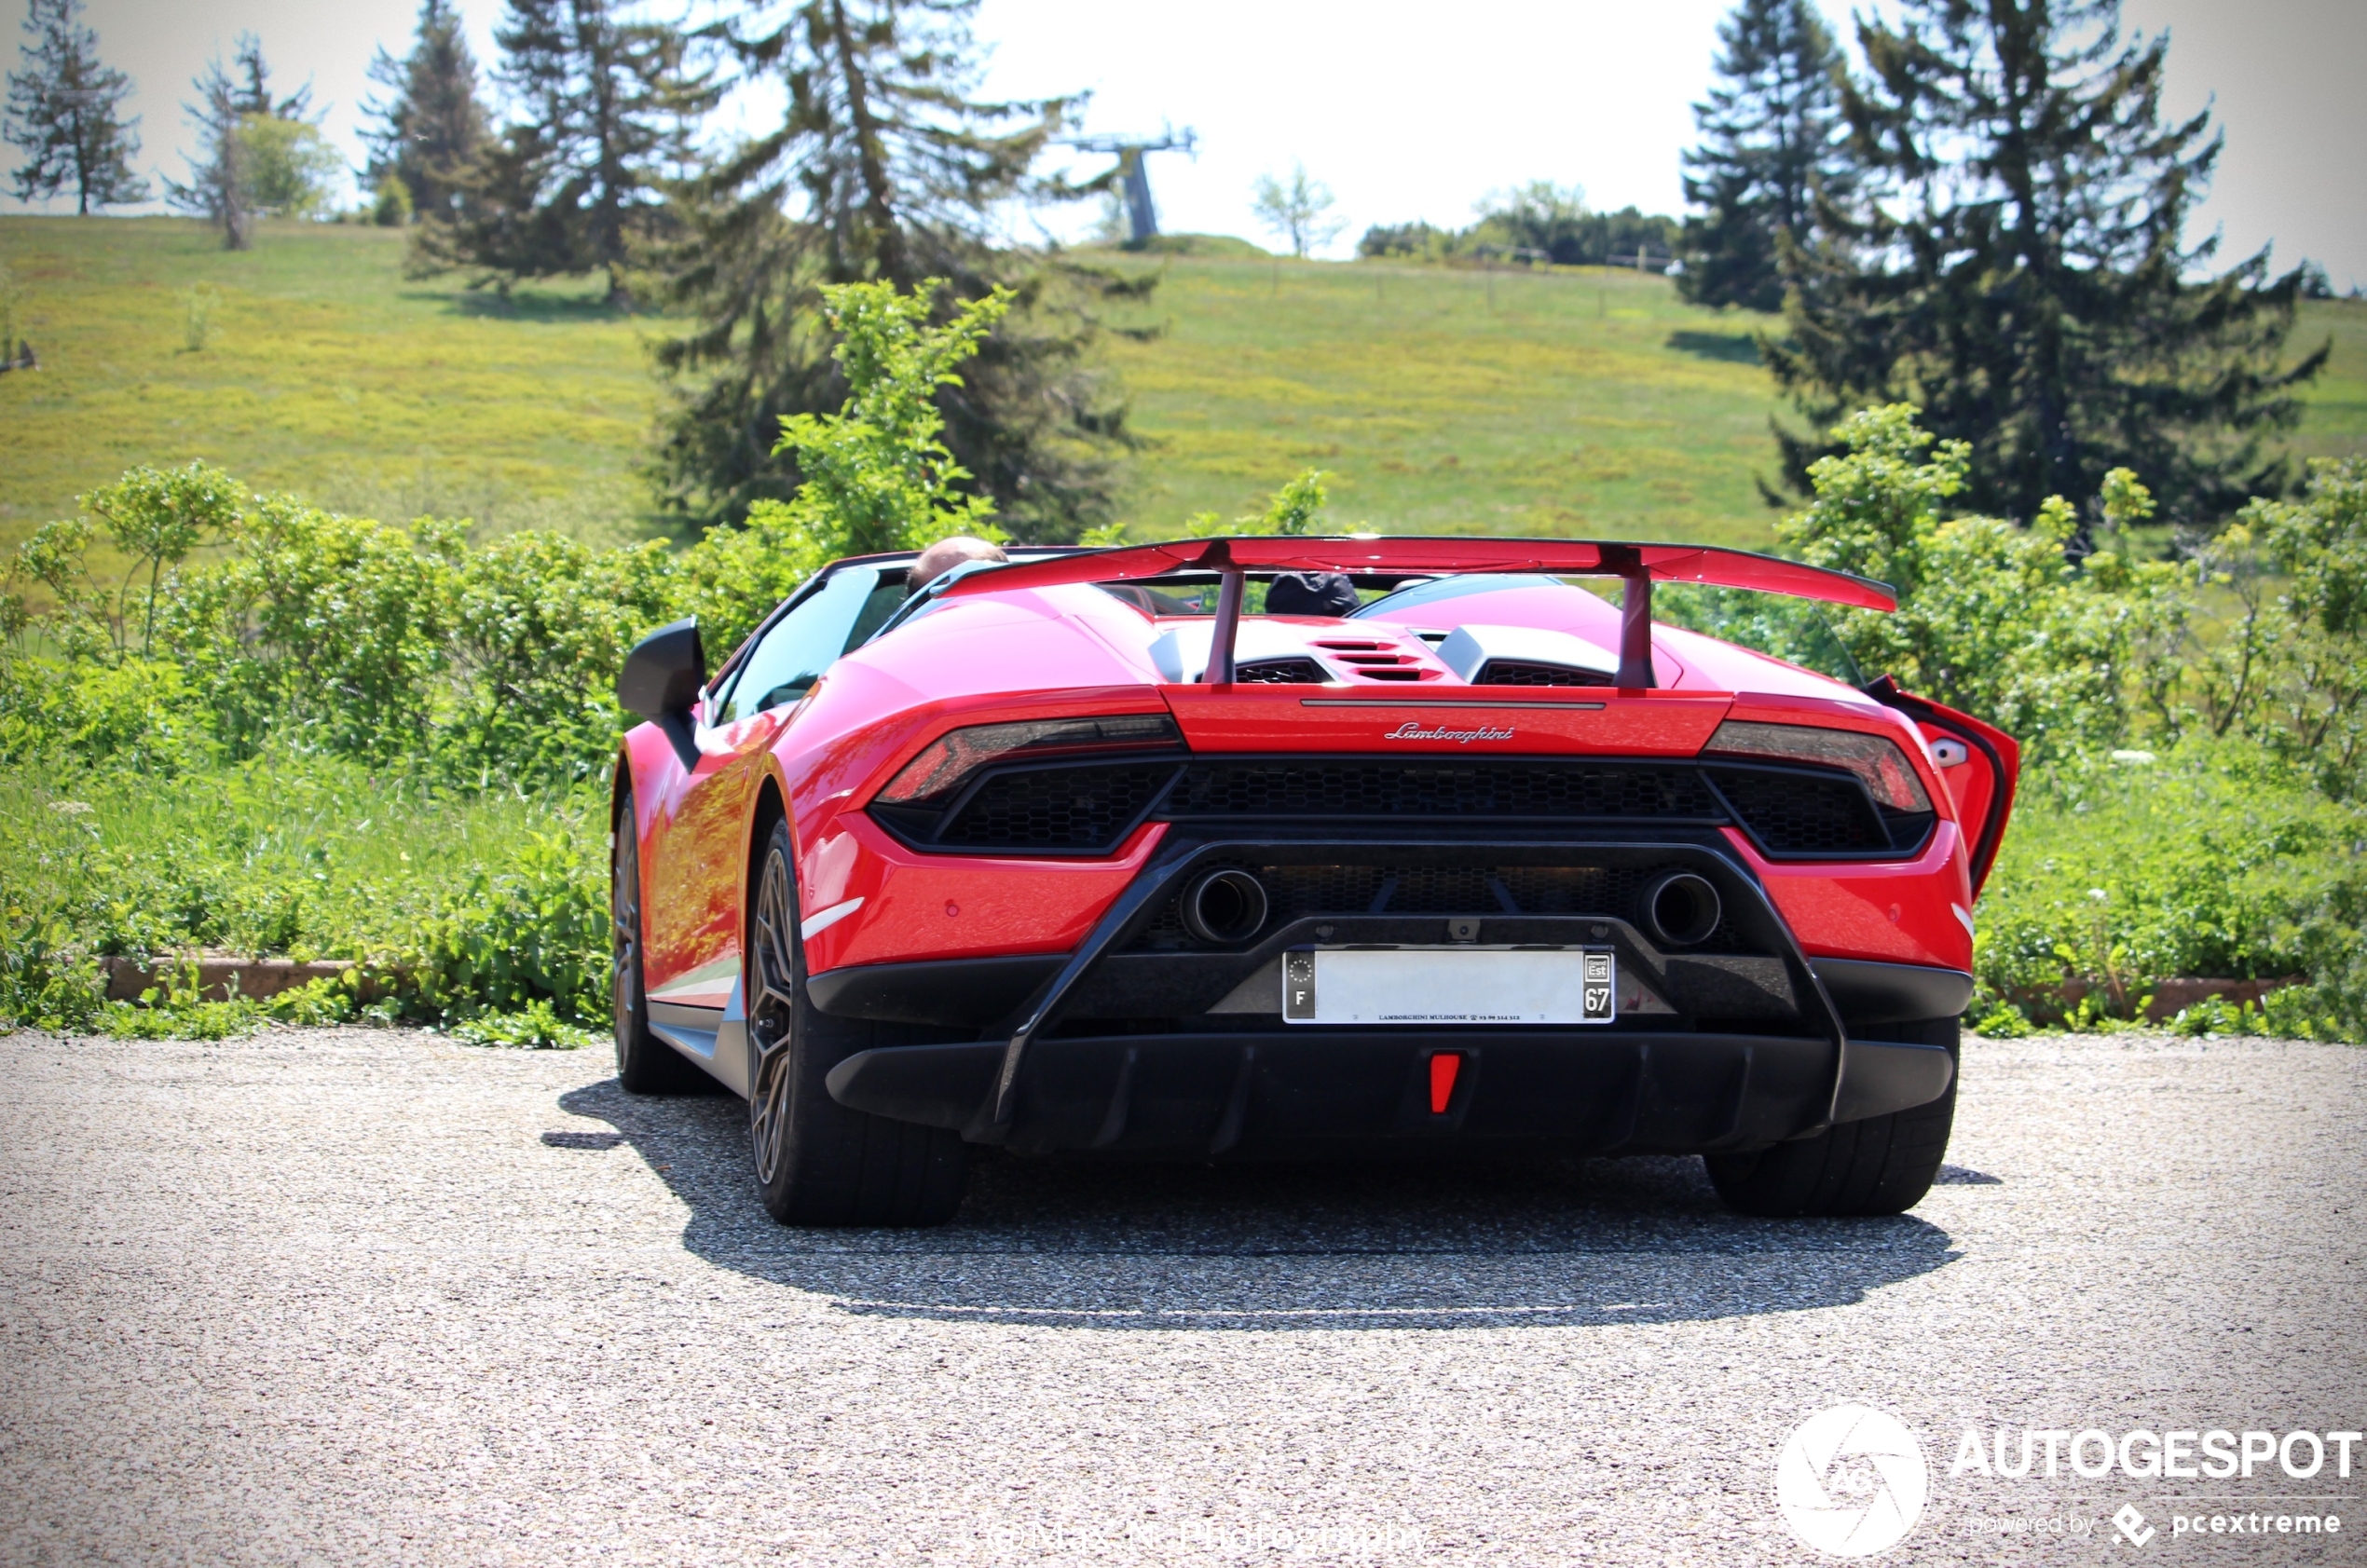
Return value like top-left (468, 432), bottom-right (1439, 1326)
top-left (612, 784), bottom-right (706, 1095)
top-left (746, 817), bottom-right (967, 1226)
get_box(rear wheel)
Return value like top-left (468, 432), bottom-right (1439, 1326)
top-left (613, 784), bottom-right (706, 1095)
top-left (1705, 1016), bottom-right (1958, 1217)
top-left (746, 818), bottom-right (967, 1226)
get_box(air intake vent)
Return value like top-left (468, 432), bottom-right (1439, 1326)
top-left (930, 763), bottom-right (1176, 850)
top-left (1473, 659), bottom-right (1612, 687)
top-left (1234, 657), bottom-right (1329, 685)
top-left (1705, 767), bottom-right (1889, 854)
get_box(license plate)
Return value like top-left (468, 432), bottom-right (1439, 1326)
top-left (1281, 947), bottom-right (1617, 1025)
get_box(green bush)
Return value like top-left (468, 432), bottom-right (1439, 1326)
top-left (2191, 459), bottom-right (2367, 796)
top-left (1973, 738), bottom-right (2367, 1038)
top-left (1777, 405), bottom-right (2192, 764)
top-left (0, 751), bottom-right (611, 1031)
top-left (444, 529), bottom-right (674, 784)
top-left (450, 1000), bottom-right (600, 1050)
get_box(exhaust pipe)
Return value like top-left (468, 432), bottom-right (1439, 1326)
top-left (1181, 868), bottom-right (1269, 945)
top-left (1643, 872), bottom-right (1721, 948)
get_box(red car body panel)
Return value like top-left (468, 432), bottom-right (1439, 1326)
top-left (801, 814), bottom-right (1171, 975)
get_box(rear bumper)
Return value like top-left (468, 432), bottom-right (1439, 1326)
top-left (809, 951), bottom-right (1973, 1030)
top-left (825, 1028), bottom-right (1953, 1158)
top-left (811, 832), bottom-right (1966, 1156)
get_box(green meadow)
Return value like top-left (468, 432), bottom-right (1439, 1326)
top-left (0, 218), bottom-right (653, 548)
top-left (3, 215), bottom-right (2362, 556)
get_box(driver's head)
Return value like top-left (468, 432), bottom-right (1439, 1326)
top-left (907, 536), bottom-right (1007, 593)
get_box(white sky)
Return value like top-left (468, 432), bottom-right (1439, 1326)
top-left (7, 0), bottom-right (2363, 288)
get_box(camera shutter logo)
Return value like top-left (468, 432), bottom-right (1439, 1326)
top-left (1776, 1404), bottom-right (1929, 1557)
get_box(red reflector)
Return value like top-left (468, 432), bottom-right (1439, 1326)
top-left (1429, 1052), bottom-right (1462, 1114)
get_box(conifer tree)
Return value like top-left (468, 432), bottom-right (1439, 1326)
top-left (1767, 0), bottom-right (2327, 525)
top-left (414, 0), bottom-right (713, 303)
top-left (165, 35), bottom-right (316, 249)
top-left (363, 0), bottom-right (489, 221)
top-left (1676, 0), bottom-right (1848, 313)
top-left (650, 0), bottom-right (1142, 537)
top-left (3, 0), bottom-right (147, 214)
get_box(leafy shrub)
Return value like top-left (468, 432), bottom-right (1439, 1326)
top-left (370, 176), bottom-right (414, 227)
top-left (0, 908), bottom-right (104, 1033)
top-left (161, 499), bottom-right (460, 761)
top-left (444, 530), bottom-right (674, 784)
top-left (1973, 739), bottom-right (2367, 1038)
top-left (1777, 404), bottom-right (2190, 764)
top-left (0, 656), bottom-right (217, 774)
top-left (2191, 458), bottom-right (2367, 795)
top-left (766, 280), bottom-right (1014, 558)
top-left (392, 826), bottom-right (611, 1026)
top-left (450, 999), bottom-right (598, 1050)
top-left (0, 752), bottom-right (611, 1032)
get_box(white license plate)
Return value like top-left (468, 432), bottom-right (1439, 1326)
top-left (1280, 947), bottom-right (1617, 1025)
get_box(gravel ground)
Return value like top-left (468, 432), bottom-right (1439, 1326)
top-left (1, 1026), bottom-right (2360, 1567)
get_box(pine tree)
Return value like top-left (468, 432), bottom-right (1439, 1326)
top-left (3, 0), bottom-right (147, 214)
top-left (413, 0), bottom-right (713, 303)
top-left (1676, 0), bottom-right (1848, 313)
top-left (1767, 0), bottom-right (2328, 525)
top-left (363, 0), bottom-right (488, 220)
top-left (650, 0), bottom-right (1143, 537)
top-left (165, 34), bottom-right (314, 250)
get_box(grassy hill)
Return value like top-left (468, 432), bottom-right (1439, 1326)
top-left (0, 218), bottom-right (653, 550)
top-left (4, 216), bottom-right (2362, 558)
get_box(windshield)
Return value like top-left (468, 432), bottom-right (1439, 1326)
top-left (1350, 573), bottom-right (1571, 618)
top-left (717, 567), bottom-right (904, 721)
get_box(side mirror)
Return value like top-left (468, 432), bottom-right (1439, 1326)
top-left (618, 618), bottom-right (706, 720)
top-left (618, 618), bottom-right (705, 768)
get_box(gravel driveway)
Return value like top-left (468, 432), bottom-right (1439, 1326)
top-left (2, 1027), bottom-right (2360, 1566)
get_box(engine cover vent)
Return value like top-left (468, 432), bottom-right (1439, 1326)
top-left (1436, 623), bottom-right (1620, 686)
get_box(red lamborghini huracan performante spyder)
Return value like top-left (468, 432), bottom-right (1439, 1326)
top-left (610, 537), bottom-right (2018, 1227)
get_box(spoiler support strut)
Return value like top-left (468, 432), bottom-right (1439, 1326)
top-left (1203, 549), bottom-right (1245, 685)
top-left (1601, 544), bottom-right (1655, 689)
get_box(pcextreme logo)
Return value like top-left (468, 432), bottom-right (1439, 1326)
top-left (1776, 1404), bottom-right (1930, 1557)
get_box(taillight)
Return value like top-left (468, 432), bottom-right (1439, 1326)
top-left (875, 713), bottom-right (1184, 805)
top-left (1701, 720), bottom-right (1933, 812)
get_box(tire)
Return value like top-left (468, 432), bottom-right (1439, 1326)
top-left (1704, 1016), bottom-right (1959, 1218)
top-left (612, 784), bottom-right (707, 1095)
top-left (746, 818), bottom-right (967, 1226)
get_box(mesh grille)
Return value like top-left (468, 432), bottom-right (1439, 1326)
top-left (1706, 767), bottom-right (1889, 854)
top-left (935, 763), bottom-right (1174, 850)
top-left (1164, 760), bottom-right (1723, 821)
top-left (1475, 660), bottom-right (1611, 688)
top-left (1234, 657), bottom-right (1329, 685)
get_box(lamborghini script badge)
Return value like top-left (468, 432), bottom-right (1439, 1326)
top-left (1385, 720), bottom-right (1515, 744)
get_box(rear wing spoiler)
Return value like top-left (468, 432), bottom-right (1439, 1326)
top-left (937, 535), bottom-right (1895, 689)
